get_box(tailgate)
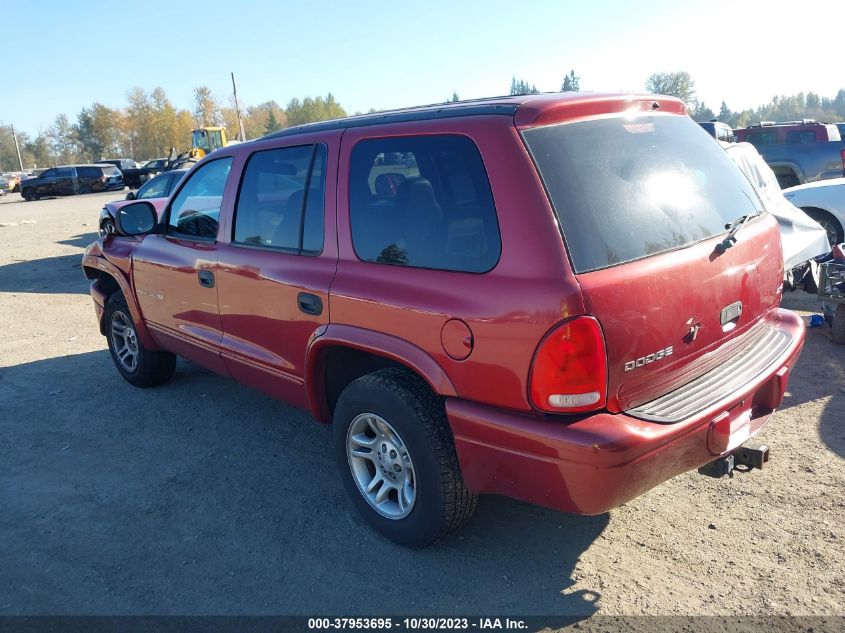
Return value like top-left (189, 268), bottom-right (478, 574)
top-left (576, 214), bottom-right (783, 412)
top-left (522, 108), bottom-right (785, 413)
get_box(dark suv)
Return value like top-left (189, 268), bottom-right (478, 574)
top-left (20, 164), bottom-right (124, 200)
top-left (96, 158), bottom-right (137, 171)
top-left (83, 93), bottom-right (805, 546)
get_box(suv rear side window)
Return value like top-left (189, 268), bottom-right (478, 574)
top-left (349, 135), bottom-right (500, 273)
top-left (785, 131), bottom-right (816, 144)
top-left (523, 115), bottom-right (761, 273)
top-left (233, 144), bottom-right (326, 254)
top-left (746, 131), bottom-right (779, 147)
top-left (167, 157), bottom-right (232, 239)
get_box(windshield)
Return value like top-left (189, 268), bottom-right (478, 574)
top-left (523, 115), bottom-right (761, 273)
top-left (192, 130), bottom-right (209, 151)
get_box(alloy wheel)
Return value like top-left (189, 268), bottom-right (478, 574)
top-left (110, 310), bottom-right (139, 372)
top-left (346, 413), bottom-right (416, 519)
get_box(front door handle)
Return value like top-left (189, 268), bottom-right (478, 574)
top-left (198, 270), bottom-right (215, 288)
top-left (297, 292), bottom-right (323, 316)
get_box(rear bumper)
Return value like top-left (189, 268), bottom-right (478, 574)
top-left (448, 308), bottom-right (805, 515)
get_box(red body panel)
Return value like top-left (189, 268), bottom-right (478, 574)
top-left (450, 310), bottom-right (804, 514)
top-left (331, 116), bottom-right (583, 413)
top-left (578, 213), bottom-right (784, 412)
top-left (81, 92), bottom-right (807, 517)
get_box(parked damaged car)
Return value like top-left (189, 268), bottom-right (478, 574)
top-left (83, 93), bottom-right (805, 546)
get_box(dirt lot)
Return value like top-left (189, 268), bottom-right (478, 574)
top-left (1, 192), bottom-right (844, 619)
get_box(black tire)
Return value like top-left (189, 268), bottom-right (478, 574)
top-left (79, 185), bottom-right (93, 195)
top-left (332, 367), bottom-right (477, 547)
top-left (803, 208), bottom-right (843, 247)
top-left (104, 292), bottom-right (176, 387)
top-left (832, 304), bottom-right (845, 345)
top-left (22, 188), bottom-right (35, 201)
top-left (777, 173), bottom-right (800, 189)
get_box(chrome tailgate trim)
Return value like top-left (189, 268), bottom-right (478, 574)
top-left (627, 325), bottom-right (792, 423)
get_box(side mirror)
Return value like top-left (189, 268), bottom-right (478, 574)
top-left (125, 191), bottom-right (137, 200)
top-left (114, 201), bottom-right (159, 237)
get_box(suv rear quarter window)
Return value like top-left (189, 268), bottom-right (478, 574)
top-left (349, 135), bottom-right (501, 273)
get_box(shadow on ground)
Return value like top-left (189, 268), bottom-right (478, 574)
top-left (0, 253), bottom-right (88, 294)
top-left (58, 232), bottom-right (99, 249)
top-left (0, 351), bottom-right (606, 616)
top-left (0, 234), bottom-right (97, 295)
top-left (777, 322), bottom-right (845, 460)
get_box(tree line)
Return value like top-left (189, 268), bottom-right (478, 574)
top-left (3, 71), bottom-right (845, 172)
top-left (0, 86), bottom-right (347, 171)
top-left (510, 69), bottom-right (845, 129)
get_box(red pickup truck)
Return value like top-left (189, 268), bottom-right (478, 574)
top-left (83, 93), bottom-right (805, 546)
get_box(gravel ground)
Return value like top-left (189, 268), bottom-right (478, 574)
top-left (1, 192), bottom-right (844, 620)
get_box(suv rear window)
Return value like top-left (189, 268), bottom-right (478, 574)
top-left (523, 115), bottom-right (761, 273)
top-left (100, 165), bottom-right (119, 175)
top-left (77, 166), bottom-right (100, 178)
top-left (349, 135), bottom-right (501, 273)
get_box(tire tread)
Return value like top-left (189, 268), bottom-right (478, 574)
top-left (341, 367), bottom-right (477, 546)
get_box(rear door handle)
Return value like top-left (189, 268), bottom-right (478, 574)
top-left (198, 270), bottom-right (215, 288)
top-left (297, 292), bottom-right (323, 316)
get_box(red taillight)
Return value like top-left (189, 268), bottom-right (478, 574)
top-left (529, 316), bottom-right (608, 413)
top-left (101, 175), bottom-right (107, 183)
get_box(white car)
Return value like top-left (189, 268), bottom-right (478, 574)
top-left (783, 178), bottom-right (845, 247)
top-left (725, 143), bottom-right (830, 273)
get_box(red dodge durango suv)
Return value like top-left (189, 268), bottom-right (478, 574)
top-left (83, 93), bottom-right (805, 546)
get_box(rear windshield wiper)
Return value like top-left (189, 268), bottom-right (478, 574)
top-left (714, 213), bottom-right (759, 254)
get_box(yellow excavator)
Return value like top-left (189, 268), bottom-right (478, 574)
top-left (165, 126), bottom-right (230, 171)
top-left (189, 127), bottom-right (228, 158)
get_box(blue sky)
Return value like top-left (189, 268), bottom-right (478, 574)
top-left (1, 0), bottom-right (841, 136)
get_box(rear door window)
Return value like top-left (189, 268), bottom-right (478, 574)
top-left (233, 144), bottom-right (326, 254)
top-left (349, 135), bottom-right (501, 273)
top-left (746, 131), bottom-right (779, 147)
top-left (785, 131), bottom-right (816, 144)
top-left (167, 157), bottom-right (233, 240)
top-left (523, 115), bottom-right (762, 273)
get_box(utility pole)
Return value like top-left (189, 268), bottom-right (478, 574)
top-left (231, 72), bottom-right (247, 142)
top-left (10, 124), bottom-right (23, 171)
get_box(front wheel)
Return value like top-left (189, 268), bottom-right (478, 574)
top-left (22, 188), bottom-right (35, 201)
top-left (104, 293), bottom-right (176, 387)
top-left (333, 368), bottom-right (477, 547)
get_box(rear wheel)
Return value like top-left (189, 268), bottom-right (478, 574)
top-left (333, 368), bottom-right (477, 547)
top-left (803, 208), bottom-right (843, 247)
top-left (104, 293), bottom-right (176, 387)
top-left (79, 185), bottom-right (93, 194)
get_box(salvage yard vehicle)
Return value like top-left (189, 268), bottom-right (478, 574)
top-left (20, 164), bottom-right (123, 200)
top-left (98, 169), bottom-right (188, 236)
top-left (783, 177), bottom-right (845, 246)
top-left (734, 120), bottom-right (845, 188)
top-left (725, 142), bottom-right (830, 281)
top-left (697, 120), bottom-right (734, 143)
top-left (82, 93), bottom-right (805, 547)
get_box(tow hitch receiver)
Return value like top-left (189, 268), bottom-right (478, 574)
top-left (698, 441), bottom-right (770, 478)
